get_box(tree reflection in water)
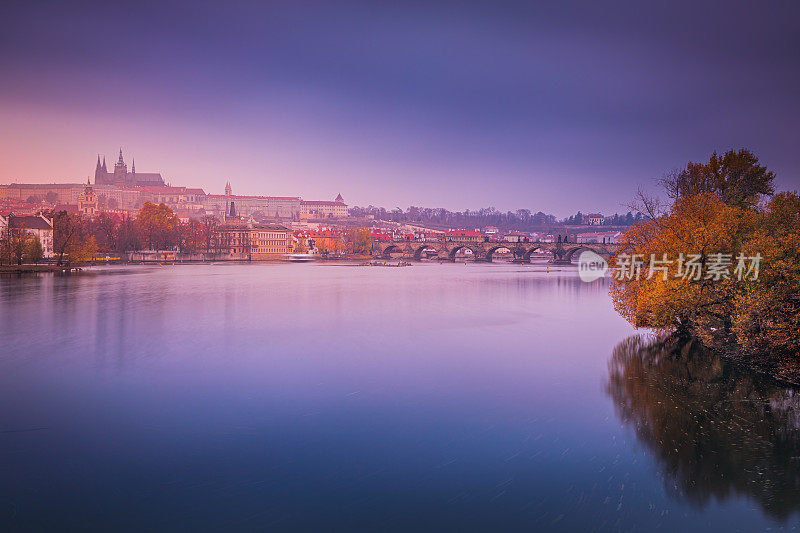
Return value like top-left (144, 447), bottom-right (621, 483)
top-left (606, 336), bottom-right (800, 522)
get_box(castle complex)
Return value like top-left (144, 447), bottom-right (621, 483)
top-left (1, 150), bottom-right (349, 222)
top-left (94, 150), bottom-right (165, 187)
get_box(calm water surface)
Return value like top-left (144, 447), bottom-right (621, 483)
top-left (1, 263), bottom-right (798, 531)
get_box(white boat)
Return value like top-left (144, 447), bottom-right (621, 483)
top-left (286, 253), bottom-right (316, 262)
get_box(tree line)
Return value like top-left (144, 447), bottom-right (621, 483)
top-left (1, 202), bottom-right (225, 266)
top-left (349, 205), bottom-right (642, 231)
top-left (563, 211), bottom-right (646, 226)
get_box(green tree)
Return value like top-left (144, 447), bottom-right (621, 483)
top-left (23, 234), bottom-right (43, 263)
top-left (660, 149), bottom-right (775, 209)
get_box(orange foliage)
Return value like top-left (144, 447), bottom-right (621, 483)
top-left (611, 192), bottom-right (799, 361)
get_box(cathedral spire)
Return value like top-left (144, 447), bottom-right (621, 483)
top-left (131, 158), bottom-right (135, 174)
top-left (96, 155), bottom-right (101, 170)
top-left (102, 156), bottom-right (107, 171)
top-left (118, 148), bottom-right (124, 164)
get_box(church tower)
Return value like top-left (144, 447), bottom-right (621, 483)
top-left (94, 155), bottom-right (105, 185)
top-left (78, 177), bottom-right (97, 216)
top-left (114, 149), bottom-right (128, 186)
top-left (225, 182), bottom-right (232, 196)
top-left (94, 155), bottom-right (110, 186)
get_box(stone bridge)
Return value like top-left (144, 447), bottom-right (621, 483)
top-left (373, 238), bottom-right (619, 263)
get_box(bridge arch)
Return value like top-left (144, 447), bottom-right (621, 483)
top-left (484, 244), bottom-right (515, 262)
top-left (413, 244), bottom-right (440, 260)
top-left (380, 244), bottom-right (403, 258)
top-left (523, 246), bottom-right (547, 262)
top-left (448, 244), bottom-right (483, 261)
top-left (563, 245), bottom-right (610, 263)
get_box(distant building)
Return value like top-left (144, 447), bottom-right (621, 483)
top-left (0, 150), bottom-right (165, 212)
top-left (0, 198), bottom-right (44, 216)
top-left (482, 226), bottom-right (499, 235)
top-left (576, 231), bottom-right (622, 244)
top-left (300, 194), bottom-right (348, 219)
top-left (370, 229), bottom-right (393, 242)
top-left (203, 183), bottom-right (301, 220)
top-left (265, 197), bottom-right (302, 219)
top-left (445, 230), bottom-right (483, 242)
top-left (502, 230), bottom-right (528, 243)
top-left (94, 150), bottom-right (165, 188)
top-left (213, 222), bottom-right (293, 260)
top-left (94, 186), bottom-right (142, 212)
top-left (141, 186), bottom-right (206, 206)
top-left (584, 213), bottom-right (604, 226)
top-left (0, 183), bottom-right (86, 204)
top-left (8, 214), bottom-right (55, 257)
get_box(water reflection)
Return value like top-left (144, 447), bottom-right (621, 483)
top-left (606, 336), bottom-right (800, 521)
top-left (4, 265), bottom-right (795, 530)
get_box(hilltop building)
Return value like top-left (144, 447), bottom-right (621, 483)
top-left (0, 183), bottom-right (86, 204)
top-left (300, 193), bottom-right (348, 219)
top-left (1, 150), bottom-right (164, 211)
top-left (202, 183), bottom-right (301, 220)
top-left (94, 150), bottom-right (165, 188)
top-left (584, 213), bottom-right (605, 226)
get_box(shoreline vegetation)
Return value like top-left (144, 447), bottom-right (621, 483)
top-left (611, 149), bottom-right (800, 382)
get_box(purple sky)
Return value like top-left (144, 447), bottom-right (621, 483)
top-left (1, 0), bottom-right (798, 216)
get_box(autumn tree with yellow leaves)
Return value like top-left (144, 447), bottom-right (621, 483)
top-left (611, 149), bottom-right (800, 366)
top-left (346, 226), bottom-right (373, 255)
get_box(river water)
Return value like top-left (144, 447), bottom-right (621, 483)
top-left (1, 262), bottom-right (798, 531)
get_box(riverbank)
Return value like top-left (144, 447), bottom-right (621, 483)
top-left (0, 264), bottom-right (82, 274)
